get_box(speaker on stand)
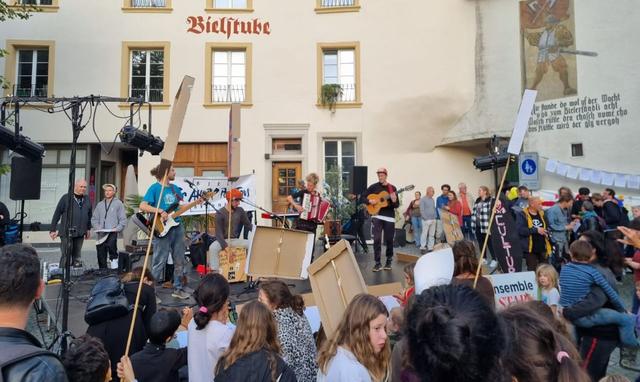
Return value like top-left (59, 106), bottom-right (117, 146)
top-left (10, 156), bottom-right (43, 242)
top-left (349, 166), bottom-right (370, 252)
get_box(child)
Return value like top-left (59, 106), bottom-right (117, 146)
top-left (536, 264), bottom-right (560, 316)
top-left (394, 263), bottom-right (415, 307)
top-left (317, 294), bottom-right (390, 382)
top-left (63, 334), bottom-right (111, 382)
top-left (215, 301), bottom-right (296, 382)
top-left (386, 307), bottom-right (403, 350)
top-left (559, 240), bottom-right (640, 347)
top-left (130, 309), bottom-right (189, 382)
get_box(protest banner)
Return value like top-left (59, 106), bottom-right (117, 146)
top-left (487, 271), bottom-right (538, 310)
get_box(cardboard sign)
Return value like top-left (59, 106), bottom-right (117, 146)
top-left (308, 240), bottom-right (367, 337)
top-left (440, 209), bottom-right (464, 244)
top-left (490, 197), bottom-right (524, 273)
top-left (487, 271), bottom-right (538, 310)
top-left (507, 89), bottom-right (537, 155)
top-left (219, 246), bottom-right (247, 283)
top-left (246, 226), bottom-right (314, 279)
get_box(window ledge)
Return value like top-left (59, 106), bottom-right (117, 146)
top-left (205, 7), bottom-right (254, 13)
top-left (118, 103), bottom-right (171, 110)
top-left (9, 5), bottom-right (59, 12)
top-left (121, 6), bottom-right (173, 13)
top-left (4, 102), bottom-right (56, 110)
top-left (316, 102), bottom-right (363, 109)
top-left (314, 5), bottom-right (360, 14)
top-left (203, 102), bottom-right (253, 109)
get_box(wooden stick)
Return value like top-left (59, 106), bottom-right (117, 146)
top-left (124, 168), bottom-right (169, 356)
top-left (473, 156), bottom-right (512, 289)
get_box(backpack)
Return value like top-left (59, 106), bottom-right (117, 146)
top-left (619, 205), bottom-right (631, 227)
top-left (85, 275), bottom-right (131, 326)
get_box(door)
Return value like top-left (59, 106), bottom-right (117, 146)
top-left (272, 162), bottom-right (302, 214)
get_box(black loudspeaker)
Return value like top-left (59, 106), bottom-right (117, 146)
top-left (350, 166), bottom-right (368, 195)
top-left (10, 156), bottom-right (42, 200)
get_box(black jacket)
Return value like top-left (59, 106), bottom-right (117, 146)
top-left (50, 193), bottom-right (92, 237)
top-left (87, 283), bottom-right (156, 382)
top-left (215, 349), bottom-right (297, 382)
top-left (130, 343), bottom-right (187, 382)
top-left (363, 182), bottom-right (399, 219)
top-left (0, 327), bottom-right (68, 382)
top-left (602, 200), bottom-right (622, 228)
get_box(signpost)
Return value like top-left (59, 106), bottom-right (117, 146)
top-left (518, 152), bottom-right (540, 190)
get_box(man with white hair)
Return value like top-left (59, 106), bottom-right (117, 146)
top-left (91, 184), bottom-right (127, 269)
top-left (50, 179), bottom-right (92, 267)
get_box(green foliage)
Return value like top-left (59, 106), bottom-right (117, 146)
top-left (320, 84), bottom-right (343, 111)
top-left (182, 214), bottom-right (210, 233)
top-left (322, 166), bottom-right (354, 223)
top-left (0, 1), bottom-right (36, 90)
top-left (124, 194), bottom-right (142, 218)
top-left (0, 164), bottom-right (9, 176)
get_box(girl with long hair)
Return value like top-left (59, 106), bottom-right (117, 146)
top-left (215, 301), bottom-right (296, 382)
top-left (258, 280), bottom-right (317, 382)
top-left (450, 240), bottom-right (495, 309)
top-left (500, 303), bottom-right (591, 382)
top-left (187, 273), bottom-right (234, 382)
top-left (317, 294), bottom-right (390, 382)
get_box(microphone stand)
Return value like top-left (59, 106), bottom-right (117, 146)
top-left (239, 198), bottom-right (290, 229)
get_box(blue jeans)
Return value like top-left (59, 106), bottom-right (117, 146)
top-left (152, 224), bottom-right (186, 291)
top-left (574, 308), bottom-right (639, 348)
top-left (462, 215), bottom-right (474, 241)
top-left (411, 216), bottom-right (422, 247)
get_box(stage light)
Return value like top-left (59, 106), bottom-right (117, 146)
top-left (119, 125), bottom-right (164, 155)
top-left (0, 124), bottom-right (45, 160)
top-left (473, 152), bottom-right (511, 171)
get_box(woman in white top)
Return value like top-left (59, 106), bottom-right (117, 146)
top-left (317, 294), bottom-right (390, 382)
top-left (188, 273), bottom-right (235, 382)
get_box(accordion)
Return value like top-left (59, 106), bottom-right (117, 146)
top-left (300, 193), bottom-right (330, 223)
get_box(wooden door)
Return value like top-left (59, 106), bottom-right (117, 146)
top-left (272, 162), bottom-right (302, 213)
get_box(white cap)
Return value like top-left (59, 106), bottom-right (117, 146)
top-left (414, 247), bottom-right (455, 294)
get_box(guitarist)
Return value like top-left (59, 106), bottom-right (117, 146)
top-left (363, 168), bottom-right (399, 272)
top-left (210, 188), bottom-right (252, 273)
top-left (139, 165), bottom-right (190, 300)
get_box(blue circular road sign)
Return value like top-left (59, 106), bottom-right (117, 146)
top-left (521, 159), bottom-right (537, 175)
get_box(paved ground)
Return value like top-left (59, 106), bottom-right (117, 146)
top-left (26, 241), bottom-right (640, 379)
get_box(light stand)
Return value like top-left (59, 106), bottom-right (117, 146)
top-left (3, 95), bottom-right (149, 355)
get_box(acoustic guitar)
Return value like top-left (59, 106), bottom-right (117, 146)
top-left (365, 185), bottom-right (415, 216)
top-left (153, 189), bottom-right (217, 238)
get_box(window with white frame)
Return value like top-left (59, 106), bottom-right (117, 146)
top-left (323, 49), bottom-right (356, 102)
top-left (131, 0), bottom-right (166, 7)
top-left (15, 48), bottom-right (49, 97)
top-left (212, 50), bottom-right (246, 103)
top-left (213, 0), bottom-right (247, 8)
top-left (129, 49), bottom-right (164, 102)
top-left (324, 139), bottom-right (356, 192)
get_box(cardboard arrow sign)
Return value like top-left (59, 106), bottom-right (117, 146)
top-left (158, 75), bottom-right (195, 174)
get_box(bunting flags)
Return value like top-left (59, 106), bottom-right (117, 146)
top-left (543, 159), bottom-right (640, 190)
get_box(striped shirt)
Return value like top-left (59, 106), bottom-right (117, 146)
top-left (559, 262), bottom-right (625, 311)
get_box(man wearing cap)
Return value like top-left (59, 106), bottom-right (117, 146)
top-left (91, 184), bottom-right (127, 269)
top-left (363, 168), bottom-right (399, 272)
top-left (209, 188), bottom-right (252, 273)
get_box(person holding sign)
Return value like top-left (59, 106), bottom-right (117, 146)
top-left (210, 188), bottom-right (252, 273)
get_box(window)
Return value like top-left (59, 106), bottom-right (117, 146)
top-left (122, 0), bottom-right (172, 12)
top-left (204, 43), bottom-right (252, 107)
top-left (11, 0), bottom-right (59, 11)
top-left (3, 40), bottom-right (55, 98)
top-left (272, 138), bottom-right (302, 155)
top-left (324, 140), bottom-right (356, 192)
top-left (206, 0), bottom-right (253, 12)
top-left (571, 143), bottom-right (584, 157)
top-left (121, 42), bottom-right (170, 106)
top-left (173, 143), bottom-right (228, 176)
top-left (15, 49), bottom-right (49, 97)
top-left (317, 42), bottom-right (361, 107)
top-left (315, 0), bottom-right (360, 13)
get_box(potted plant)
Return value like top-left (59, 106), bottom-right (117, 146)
top-left (320, 84), bottom-right (343, 112)
top-left (322, 166), bottom-right (355, 241)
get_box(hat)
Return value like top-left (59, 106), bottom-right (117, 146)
top-left (102, 184), bottom-right (117, 191)
top-left (414, 247), bottom-right (454, 294)
top-left (225, 188), bottom-right (243, 202)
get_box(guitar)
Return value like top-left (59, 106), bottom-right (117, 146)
top-left (153, 189), bottom-right (217, 238)
top-left (365, 185), bottom-right (415, 216)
